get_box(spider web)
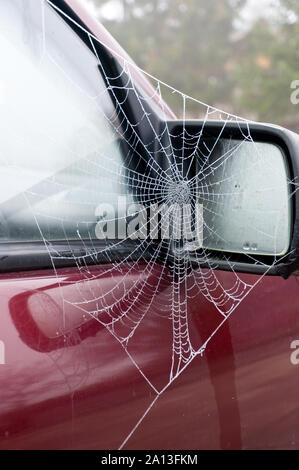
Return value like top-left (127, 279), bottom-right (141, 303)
top-left (1, 0), bottom-right (295, 449)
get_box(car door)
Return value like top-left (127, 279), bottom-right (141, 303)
top-left (0, 0), bottom-right (299, 451)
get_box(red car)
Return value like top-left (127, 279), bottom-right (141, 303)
top-left (1, 0), bottom-right (299, 451)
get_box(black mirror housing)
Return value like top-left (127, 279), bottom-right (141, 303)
top-left (161, 120), bottom-right (299, 278)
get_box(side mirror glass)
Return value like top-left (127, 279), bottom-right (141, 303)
top-left (197, 139), bottom-right (290, 256)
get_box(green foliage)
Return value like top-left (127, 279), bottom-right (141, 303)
top-left (231, 0), bottom-right (299, 125)
top-left (92, 0), bottom-right (299, 126)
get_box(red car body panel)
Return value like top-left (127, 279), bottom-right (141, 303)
top-left (0, 0), bottom-right (298, 450)
top-left (0, 263), bottom-right (299, 449)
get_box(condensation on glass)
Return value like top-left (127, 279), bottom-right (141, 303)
top-left (0, 0), bottom-right (130, 243)
top-left (197, 139), bottom-right (291, 256)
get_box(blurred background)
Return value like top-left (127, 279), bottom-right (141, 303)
top-left (81, 0), bottom-right (299, 129)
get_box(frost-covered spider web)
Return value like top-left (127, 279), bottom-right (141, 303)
top-left (0, 0), bottom-right (295, 449)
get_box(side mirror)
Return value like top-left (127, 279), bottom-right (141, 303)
top-left (163, 120), bottom-right (299, 278)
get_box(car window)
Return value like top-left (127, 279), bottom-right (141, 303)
top-left (0, 0), bottom-right (133, 243)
